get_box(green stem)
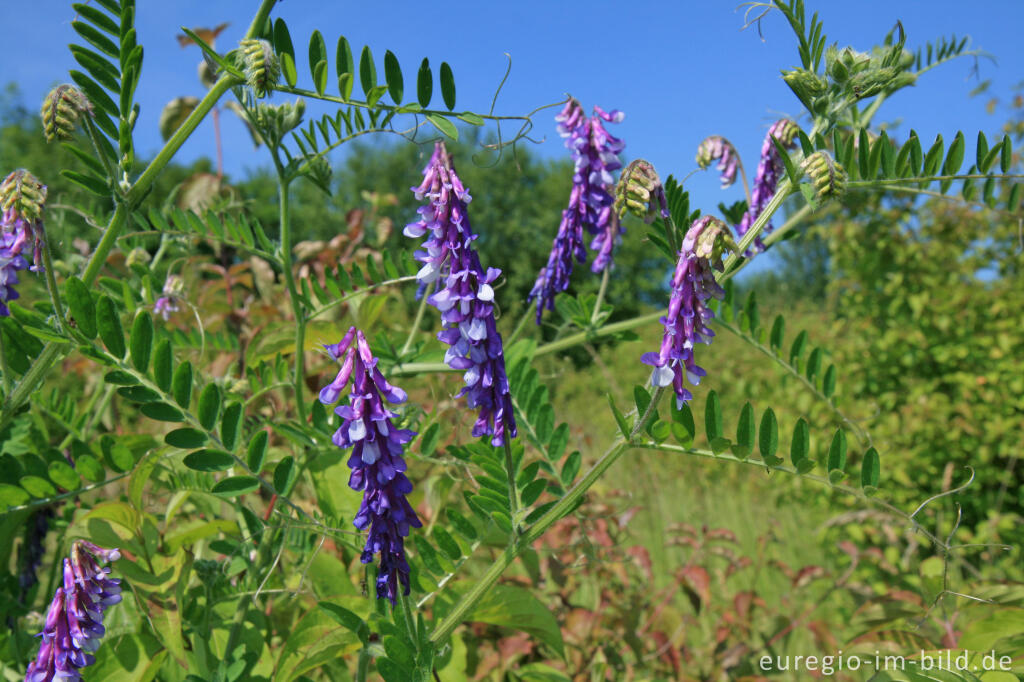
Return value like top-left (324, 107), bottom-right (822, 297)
top-left (505, 306), bottom-right (534, 346)
top-left (503, 439), bottom-right (521, 533)
top-left (400, 282), bottom-right (434, 358)
top-left (41, 236), bottom-right (69, 336)
top-left (356, 647), bottom-right (371, 682)
top-left (429, 388), bottom-right (665, 645)
top-left (0, 329), bottom-right (11, 396)
top-left (274, 167), bottom-right (307, 422)
top-left (589, 267), bottom-right (610, 326)
top-left (400, 590), bottom-right (420, 655)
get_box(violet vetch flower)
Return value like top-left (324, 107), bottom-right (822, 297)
top-left (641, 216), bottom-right (734, 408)
top-left (696, 136), bottom-right (740, 189)
top-left (0, 228), bottom-right (29, 317)
top-left (528, 99), bottom-right (626, 322)
top-left (154, 275), bottom-right (184, 321)
top-left (25, 540), bottom-right (122, 682)
top-left (735, 120), bottom-right (799, 253)
top-left (0, 170), bottom-right (47, 316)
top-left (318, 327), bottom-right (422, 605)
top-left (404, 143), bottom-right (517, 446)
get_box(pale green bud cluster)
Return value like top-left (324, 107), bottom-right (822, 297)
top-left (0, 169), bottom-right (48, 222)
top-left (687, 215), bottom-right (737, 271)
top-left (252, 98), bottom-right (306, 148)
top-left (614, 159), bottom-right (668, 224)
top-left (40, 85), bottom-right (93, 143)
top-left (801, 151), bottom-right (847, 202)
top-left (782, 68), bottom-right (828, 105)
top-left (238, 39), bottom-right (281, 98)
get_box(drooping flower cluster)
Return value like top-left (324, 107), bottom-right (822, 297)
top-left (318, 327), bottom-right (422, 605)
top-left (641, 216), bottom-right (733, 408)
top-left (0, 170), bottom-right (47, 316)
top-left (735, 119), bottom-right (799, 252)
top-left (528, 99), bottom-right (625, 323)
top-left (25, 541), bottom-right (122, 682)
top-left (404, 143), bottom-right (517, 446)
top-left (696, 135), bottom-right (740, 188)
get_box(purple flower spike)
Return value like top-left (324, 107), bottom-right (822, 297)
top-left (25, 540), bottom-right (122, 682)
top-left (318, 327), bottom-right (422, 605)
top-left (696, 136), bottom-right (740, 189)
top-left (641, 216), bottom-right (731, 409)
top-left (735, 120), bottom-right (799, 253)
top-left (528, 99), bottom-right (626, 323)
top-left (0, 227), bottom-right (29, 317)
top-left (405, 143), bottom-right (517, 447)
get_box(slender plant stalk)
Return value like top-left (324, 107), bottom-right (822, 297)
top-left (40, 237), bottom-right (69, 336)
top-left (400, 281), bottom-right (434, 358)
top-left (503, 439), bottom-right (522, 533)
top-left (590, 267), bottom-right (611, 326)
top-left (272, 167), bottom-right (308, 422)
top-left (0, 329), bottom-right (11, 396)
top-left (505, 306), bottom-right (535, 345)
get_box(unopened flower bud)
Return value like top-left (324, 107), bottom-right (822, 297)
top-left (696, 136), bottom-right (740, 188)
top-left (238, 39), bottom-right (280, 98)
top-left (40, 85), bottom-right (93, 142)
top-left (684, 215), bottom-right (736, 271)
top-left (0, 169), bottom-right (48, 222)
top-left (801, 151), bottom-right (846, 202)
top-left (782, 68), bottom-right (828, 105)
top-left (125, 247), bottom-right (151, 267)
top-left (614, 159), bottom-right (669, 224)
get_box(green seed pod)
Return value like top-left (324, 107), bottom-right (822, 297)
top-left (238, 39), bottom-right (280, 98)
top-left (614, 159), bottom-right (668, 224)
top-left (0, 169), bottom-right (48, 222)
top-left (800, 151), bottom-right (847, 202)
top-left (40, 85), bottom-right (93, 142)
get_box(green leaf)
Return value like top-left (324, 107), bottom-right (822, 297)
top-left (805, 346), bottom-right (822, 383)
top-left (247, 430), bottom-right (269, 473)
top-left (457, 112), bottom-right (484, 126)
top-left (547, 422), bottom-right (570, 461)
top-left (425, 113), bottom-right (457, 140)
top-left (359, 45), bottom-right (376, 97)
top-left (75, 455), bottom-right (105, 483)
top-left (857, 128), bottom-right (871, 179)
top-left (266, 460), bottom-right (297, 504)
top-left (273, 18), bottom-right (295, 64)
top-left (822, 364), bottom-right (837, 398)
top-left (165, 428), bottom-right (207, 449)
top-left (416, 58), bottom-right (432, 108)
top-left (827, 429), bottom-right (847, 483)
top-left (212, 475), bottom-right (260, 497)
top-left (384, 50), bottom-right (403, 104)
top-left (20, 475), bottom-right (57, 498)
top-left (446, 508), bottom-right (477, 540)
top-left (976, 130), bottom-right (989, 170)
top-left (704, 391), bottom-right (723, 440)
top-left (670, 401), bottom-right (695, 447)
top-left (171, 361), bottom-right (192, 407)
top-left (197, 383), bottom-right (221, 431)
top-left (790, 418), bottom-right (810, 467)
top-left (772, 135), bottom-right (799, 185)
top-left (65, 277), bottom-right (97, 339)
top-left (861, 447), bottom-right (880, 494)
top-left (96, 295), bottom-right (125, 358)
top-left (0, 483), bottom-right (30, 508)
top-left (608, 395), bottom-right (630, 438)
top-left (923, 134), bottom-right (944, 177)
top-left (439, 61), bottom-right (456, 110)
top-left (1000, 135), bottom-right (1012, 173)
top-left (308, 30), bottom-right (327, 82)
top-left (432, 527), bottom-right (462, 561)
top-left (336, 36), bottom-right (354, 99)
top-left (418, 422), bottom-right (440, 456)
top-left (733, 402), bottom-right (755, 459)
top-left (117, 385), bottom-right (161, 403)
top-left (769, 314), bottom-right (785, 351)
top-left (560, 451), bottom-right (581, 485)
top-left (942, 130), bottom-right (965, 177)
top-left (632, 385), bottom-right (651, 416)
top-left (103, 370), bottom-right (137, 385)
top-left (521, 479), bottom-right (546, 507)
top-left (152, 339), bottom-right (172, 391)
top-left (140, 402), bottom-right (184, 422)
top-left (183, 449), bottom-right (234, 472)
top-left (318, 602), bottom-right (368, 643)
top-left (759, 408), bottom-right (779, 461)
top-left (789, 329), bottom-right (807, 368)
top-left (311, 59), bottom-right (328, 96)
top-left (220, 402), bottom-right (243, 451)
top-left (48, 461), bottom-right (81, 491)
top-left (129, 311), bottom-right (153, 373)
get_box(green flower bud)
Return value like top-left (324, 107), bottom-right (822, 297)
top-left (614, 159), bottom-right (668, 224)
top-left (0, 169), bottom-right (47, 222)
top-left (238, 39), bottom-right (280, 98)
top-left (782, 68), bottom-right (828, 104)
top-left (800, 151), bottom-right (846, 202)
top-left (686, 215), bottom-right (737, 271)
top-left (40, 85), bottom-right (93, 142)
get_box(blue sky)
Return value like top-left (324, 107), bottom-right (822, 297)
top-left (3, 1), bottom-right (1023, 232)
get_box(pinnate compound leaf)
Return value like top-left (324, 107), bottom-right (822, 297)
top-left (65, 277), bottom-right (97, 339)
top-left (129, 311), bottom-right (154, 373)
top-left (96, 295), bottom-right (125, 358)
top-left (183, 449), bottom-right (234, 472)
